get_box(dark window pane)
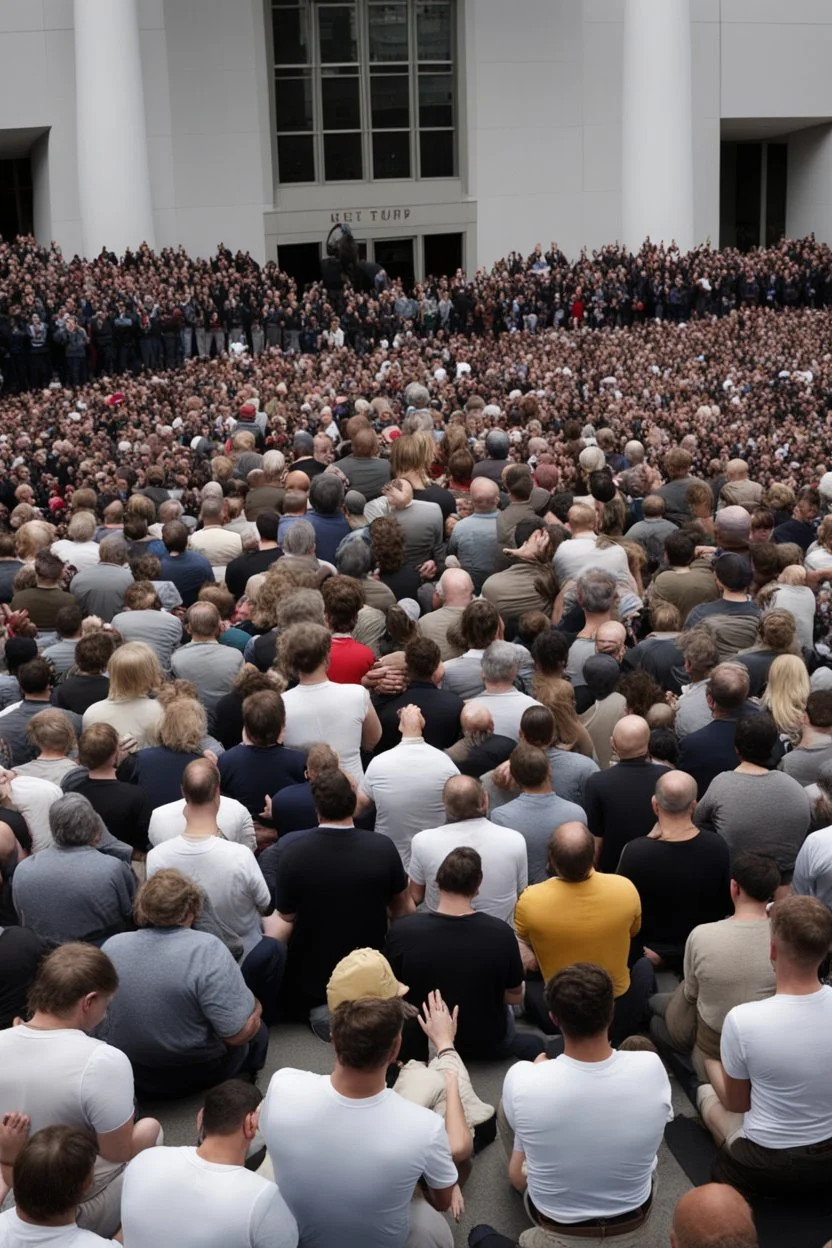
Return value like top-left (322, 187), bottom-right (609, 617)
top-left (278, 241), bottom-right (321, 287)
top-left (417, 2), bottom-right (452, 62)
top-left (419, 73), bottom-right (454, 127)
top-left (368, 3), bottom-right (408, 61)
top-left (374, 237), bottom-right (415, 288)
top-left (424, 232), bottom-right (463, 278)
top-left (324, 132), bottom-right (363, 180)
top-left (373, 131), bottom-right (411, 178)
top-left (371, 75), bottom-right (409, 128)
top-left (766, 143), bottom-right (787, 248)
top-left (318, 5), bottom-right (357, 62)
top-left (273, 5), bottom-right (309, 64)
top-left (322, 74), bottom-right (361, 129)
top-left (420, 129), bottom-right (454, 177)
top-left (278, 134), bottom-right (315, 183)
top-left (275, 72), bottom-right (313, 131)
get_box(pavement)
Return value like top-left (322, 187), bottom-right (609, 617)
top-left (148, 1010), bottom-right (697, 1247)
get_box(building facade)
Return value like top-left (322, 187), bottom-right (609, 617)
top-left (1, 0), bottom-right (832, 281)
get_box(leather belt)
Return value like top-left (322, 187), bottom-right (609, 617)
top-left (530, 1189), bottom-right (653, 1239)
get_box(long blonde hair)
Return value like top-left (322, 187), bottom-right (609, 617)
top-left (762, 654), bottom-right (810, 741)
top-left (107, 642), bottom-right (163, 702)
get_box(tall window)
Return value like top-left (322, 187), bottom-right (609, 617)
top-left (273, 0), bottom-right (456, 184)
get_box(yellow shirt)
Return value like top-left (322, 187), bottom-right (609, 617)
top-left (514, 871), bottom-right (642, 997)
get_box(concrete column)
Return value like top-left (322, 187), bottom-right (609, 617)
top-left (74, 0), bottom-right (156, 256)
top-left (621, 0), bottom-right (694, 252)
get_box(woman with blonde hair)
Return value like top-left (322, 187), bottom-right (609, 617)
top-left (533, 665), bottom-right (595, 758)
top-left (82, 641), bottom-right (164, 748)
top-left (127, 696), bottom-right (211, 807)
top-left (762, 653), bottom-right (811, 745)
top-left (390, 432), bottom-right (456, 519)
top-left (15, 520), bottom-right (55, 563)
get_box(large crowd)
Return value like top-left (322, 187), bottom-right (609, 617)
top-left (1, 231), bottom-right (832, 1247)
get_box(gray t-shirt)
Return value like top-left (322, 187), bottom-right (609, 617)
top-left (781, 738), bottom-right (832, 787)
top-left (100, 927), bottom-right (254, 1065)
top-left (695, 770), bottom-right (811, 872)
top-left (547, 747), bottom-right (600, 806)
top-left (0, 698), bottom-right (82, 766)
top-left (491, 792), bottom-right (587, 883)
top-left (70, 564), bottom-right (134, 623)
top-left (111, 609), bottom-right (183, 673)
top-left (12, 845), bottom-right (136, 944)
top-left (170, 642), bottom-right (244, 724)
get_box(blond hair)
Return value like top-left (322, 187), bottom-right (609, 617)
top-left (106, 642), bottom-right (162, 701)
top-left (762, 654), bottom-right (810, 741)
top-left (26, 709), bottom-right (77, 756)
top-left (157, 698), bottom-right (207, 754)
top-left (16, 520), bottom-right (55, 562)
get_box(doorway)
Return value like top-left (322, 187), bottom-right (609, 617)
top-left (373, 237), bottom-right (414, 288)
top-left (424, 232), bottom-right (463, 280)
top-left (0, 158), bottom-right (33, 241)
top-left (720, 141), bottom-right (787, 251)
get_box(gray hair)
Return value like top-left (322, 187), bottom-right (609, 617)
top-left (336, 538), bottom-right (372, 579)
top-left (158, 498), bottom-right (184, 522)
top-left (50, 793), bottom-right (101, 848)
top-left (282, 518), bottom-right (316, 557)
top-left (277, 587), bottom-right (325, 629)
top-left (263, 449), bottom-right (286, 478)
top-left (576, 568), bottom-right (617, 614)
top-left (293, 430), bottom-right (314, 456)
top-left (485, 430), bottom-right (509, 459)
top-left (403, 381), bottom-right (431, 410)
top-left (98, 535), bottom-right (129, 566)
top-left (401, 410), bottom-right (434, 434)
top-left (309, 473), bottom-right (345, 516)
top-left (481, 639), bottom-right (522, 684)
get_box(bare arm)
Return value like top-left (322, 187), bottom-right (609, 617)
top-left (273, 912), bottom-right (295, 944)
top-left (361, 703), bottom-right (382, 751)
top-left (517, 936), bottom-right (538, 973)
top-left (389, 887), bottom-right (415, 920)
top-left (222, 999), bottom-right (263, 1048)
top-left (508, 1149), bottom-right (527, 1193)
top-left (409, 879), bottom-right (426, 906)
top-left (504, 984), bottom-right (524, 1005)
top-left (442, 1071), bottom-right (473, 1164)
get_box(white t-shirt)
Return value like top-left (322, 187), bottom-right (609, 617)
top-left (553, 535), bottom-right (630, 586)
top-left (0, 1026), bottom-right (134, 1138)
top-left (147, 836), bottom-right (270, 958)
top-left (148, 796), bottom-right (256, 851)
top-left (282, 681), bottom-right (370, 782)
top-left (502, 1052), bottom-right (672, 1223)
top-left (360, 738), bottom-right (458, 870)
top-left (7, 776), bottom-right (62, 853)
top-left (52, 539), bottom-right (101, 571)
top-left (466, 690), bottom-right (543, 742)
top-left (120, 1147), bottom-right (298, 1248)
top-left (260, 1069), bottom-right (456, 1248)
top-left (721, 987), bottom-right (832, 1148)
top-left (0, 1210), bottom-right (117, 1247)
top-left (408, 816), bottom-right (528, 924)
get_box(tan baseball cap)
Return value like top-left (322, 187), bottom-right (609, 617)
top-left (326, 949), bottom-right (408, 1012)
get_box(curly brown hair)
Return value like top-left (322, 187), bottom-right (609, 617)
top-left (370, 516), bottom-right (405, 574)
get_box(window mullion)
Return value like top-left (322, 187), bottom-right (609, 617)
top-left (409, 0), bottom-right (418, 179)
top-left (312, 1), bottom-right (323, 183)
top-left (359, 0), bottom-right (372, 183)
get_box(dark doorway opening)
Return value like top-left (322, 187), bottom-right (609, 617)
top-left (424, 232), bottom-right (463, 279)
top-left (374, 236), bottom-right (414, 288)
top-left (720, 140), bottom-right (788, 251)
top-left (0, 158), bottom-right (33, 242)
top-left (278, 240), bottom-right (321, 288)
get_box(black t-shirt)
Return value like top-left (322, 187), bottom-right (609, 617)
top-left (413, 483), bottom-right (456, 522)
top-left (386, 911), bottom-right (522, 1060)
top-left (617, 831), bottom-right (731, 964)
top-left (218, 742), bottom-right (307, 820)
top-left (213, 691), bottom-right (245, 750)
top-left (0, 925), bottom-right (46, 1028)
top-left (225, 547), bottom-right (282, 601)
top-left (379, 567), bottom-right (422, 601)
top-left (52, 675), bottom-right (111, 717)
top-left (75, 778), bottom-right (153, 852)
top-left (275, 825), bottom-right (406, 1006)
top-left (373, 682), bottom-right (463, 754)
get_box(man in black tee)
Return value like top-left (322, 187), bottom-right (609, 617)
top-left (386, 846), bottom-right (542, 1062)
top-left (274, 770), bottom-right (412, 1021)
top-left (583, 716), bottom-right (668, 872)
top-left (224, 512), bottom-right (282, 601)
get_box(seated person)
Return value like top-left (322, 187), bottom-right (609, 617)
top-left (100, 869), bottom-right (267, 1100)
top-left (70, 723), bottom-right (153, 857)
top-left (699, 894), bottom-right (832, 1197)
top-left (500, 964), bottom-right (672, 1239)
top-left (217, 690), bottom-right (306, 843)
top-left (649, 851), bottom-right (778, 1081)
top-left (51, 630), bottom-right (114, 717)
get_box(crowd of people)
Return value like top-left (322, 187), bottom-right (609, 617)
top-left (1, 230), bottom-right (832, 1246)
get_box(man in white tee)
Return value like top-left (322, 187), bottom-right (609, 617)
top-left (0, 1124), bottom-right (120, 1247)
top-left (146, 759), bottom-right (282, 1022)
top-left (699, 894), bottom-right (832, 1196)
top-left (120, 1079), bottom-right (298, 1248)
top-left (358, 704), bottom-right (459, 870)
top-left (466, 642), bottom-right (543, 742)
top-left (148, 792), bottom-right (256, 850)
top-left (409, 775), bottom-right (527, 925)
top-left (0, 944), bottom-right (161, 1238)
top-left (261, 995), bottom-right (457, 1248)
top-left (500, 963), bottom-right (671, 1237)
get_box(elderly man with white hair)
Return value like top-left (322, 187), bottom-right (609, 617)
top-left (418, 568), bottom-right (474, 661)
top-left (714, 504), bottom-right (752, 554)
top-left (467, 641), bottom-right (543, 742)
top-left (245, 449), bottom-right (286, 519)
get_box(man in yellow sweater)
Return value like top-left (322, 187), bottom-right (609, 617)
top-left (515, 821), bottom-right (652, 1044)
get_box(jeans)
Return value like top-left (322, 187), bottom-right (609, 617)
top-left (241, 936), bottom-right (286, 1025)
top-left (525, 959), bottom-right (655, 1045)
top-left (131, 1022), bottom-right (269, 1101)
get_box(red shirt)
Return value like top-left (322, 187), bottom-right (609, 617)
top-left (328, 635), bottom-right (375, 684)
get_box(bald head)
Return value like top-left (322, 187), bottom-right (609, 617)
top-left (285, 470), bottom-right (311, 494)
top-left (596, 620), bottom-right (626, 660)
top-left (715, 505), bottom-right (751, 541)
top-left (725, 459), bottom-right (749, 482)
top-left (611, 715), bottom-right (649, 760)
top-left (470, 476), bottom-right (500, 512)
top-left (671, 1184), bottom-right (757, 1248)
top-left (438, 568), bottom-right (474, 607)
top-left (779, 563), bottom-right (806, 586)
top-left (654, 769), bottom-right (697, 816)
top-left (460, 702), bottom-right (494, 740)
top-left (548, 821), bottom-right (595, 882)
top-left (443, 774), bottom-right (487, 822)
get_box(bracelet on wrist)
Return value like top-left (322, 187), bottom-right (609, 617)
top-left (436, 1046), bottom-right (455, 1058)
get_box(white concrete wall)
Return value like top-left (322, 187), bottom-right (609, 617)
top-left (787, 123), bottom-right (832, 243)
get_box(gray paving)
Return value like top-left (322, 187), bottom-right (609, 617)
top-left (148, 1022), bottom-right (697, 1247)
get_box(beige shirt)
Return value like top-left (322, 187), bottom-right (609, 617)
top-left (683, 916), bottom-right (776, 1033)
top-left (82, 696), bottom-right (163, 749)
top-left (189, 526), bottom-right (243, 566)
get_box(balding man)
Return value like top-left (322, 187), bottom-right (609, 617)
top-left (188, 496), bottom-right (243, 568)
top-left (146, 758), bottom-right (282, 1021)
top-left (583, 716), bottom-right (668, 872)
top-left (714, 505), bottom-right (753, 555)
top-left (677, 662), bottom-right (764, 796)
top-left (444, 702), bottom-right (515, 777)
top-left (447, 477), bottom-right (500, 592)
top-left (170, 601), bottom-right (244, 727)
top-left (284, 468), bottom-right (311, 497)
top-left (718, 459), bottom-right (763, 513)
top-left (417, 568), bottom-right (474, 661)
top-left (514, 822), bottom-right (648, 1041)
top-left (617, 771), bottom-right (731, 969)
top-left (595, 619), bottom-right (627, 663)
top-left (553, 503), bottom-right (629, 584)
top-left (408, 775), bottom-right (527, 925)
top-left (671, 1184), bottom-right (757, 1248)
